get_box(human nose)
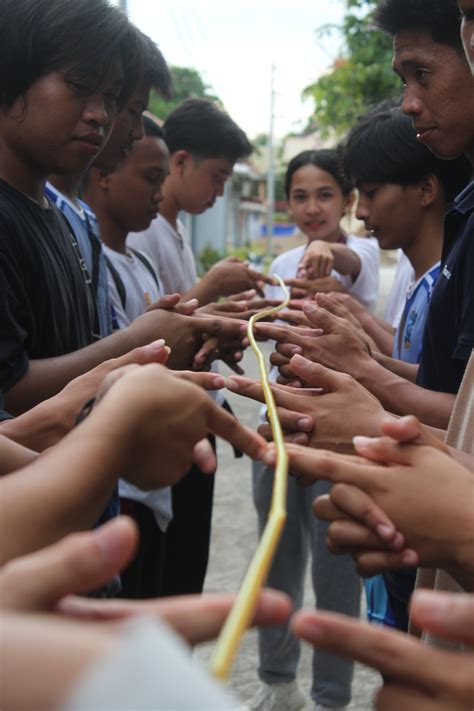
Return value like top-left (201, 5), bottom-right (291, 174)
top-left (355, 195), bottom-right (369, 222)
top-left (306, 197), bottom-right (321, 215)
top-left (401, 85), bottom-right (424, 117)
top-left (83, 94), bottom-right (111, 128)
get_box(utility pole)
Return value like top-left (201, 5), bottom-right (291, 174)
top-left (266, 63), bottom-right (275, 259)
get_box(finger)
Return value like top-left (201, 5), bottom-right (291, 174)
top-left (193, 337), bottom-right (218, 369)
top-left (325, 520), bottom-right (404, 555)
top-left (302, 303), bottom-right (336, 332)
top-left (226, 288), bottom-right (257, 301)
top-left (205, 404), bottom-right (268, 461)
top-left (267, 443), bottom-right (379, 488)
top-left (226, 376), bottom-right (306, 411)
top-left (276, 342), bottom-right (304, 358)
top-left (0, 517), bottom-right (138, 611)
top-left (353, 549), bottom-right (420, 577)
top-left (375, 683), bottom-right (453, 711)
top-left (257, 423), bottom-right (310, 446)
top-left (249, 322), bottom-right (304, 345)
top-left (410, 591), bottom-right (474, 646)
top-left (192, 438), bottom-right (217, 474)
top-left (269, 351), bottom-right (291, 370)
top-left (172, 370), bottom-right (225, 390)
top-left (222, 356), bottom-right (245, 375)
top-left (148, 293), bottom-right (181, 310)
top-left (291, 609), bottom-right (463, 692)
top-left (289, 355), bottom-right (350, 392)
top-left (352, 435), bottom-right (414, 465)
top-left (95, 363), bottom-right (142, 402)
top-left (327, 483), bottom-right (400, 544)
top-left (175, 298), bottom-right (199, 315)
top-left (249, 269), bottom-right (276, 286)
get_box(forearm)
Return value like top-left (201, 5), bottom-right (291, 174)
top-left (355, 359), bottom-right (455, 429)
top-left (372, 351), bottom-right (419, 382)
top-left (331, 244), bottom-right (362, 278)
top-left (0, 434), bottom-right (37, 474)
top-left (0, 394), bottom-right (77, 451)
top-left (4, 329), bottom-right (136, 415)
top-left (0, 412), bottom-right (129, 564)
top-left (182, 276), bottom-right (218, 306)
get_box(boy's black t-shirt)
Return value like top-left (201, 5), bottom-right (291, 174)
top-left (0, 178), bottom-right (94, 392)
top-left (416, 182), bottom-right (474, 394)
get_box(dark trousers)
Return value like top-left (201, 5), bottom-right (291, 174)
top-left (119, 499), bottom-right (166, 599)
top-left (162, 436), bottom-right (216, 596)
top-left (120, 435), bottom-right (216, 599)
top-left (383, 567), bottom-right (417, 632)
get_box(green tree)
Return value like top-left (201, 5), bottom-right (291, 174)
top-left (303, 0), bottom-right (401, 137)
top-left (148, 66), bottom-right (220, 121)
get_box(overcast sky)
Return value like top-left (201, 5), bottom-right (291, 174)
top-left (123, 0), bottom-right (346, 139)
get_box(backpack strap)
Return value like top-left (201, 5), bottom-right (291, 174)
top-left (129, 248), bottom-right (160, 291)
top-left (104, 255), bottom-right (127, 311)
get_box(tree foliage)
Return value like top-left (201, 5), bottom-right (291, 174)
top-left (303, 0), bottom-right (401, 137)
top-left (148, 66), bottom-right (220, 121)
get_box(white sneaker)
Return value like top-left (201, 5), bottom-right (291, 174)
top-left (247, 680), bottom-right (307, 710)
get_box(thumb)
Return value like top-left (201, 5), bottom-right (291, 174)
top-left (410, 590), bottom-right (474, 646)
top-left (289, 355), bottom-right (342, 392)
top-left (125, 339), bottom-right (170, 366)
top-left (0, 517), bottom-right (138, 611)
top-left (302, 303), bottom-right (335, 332)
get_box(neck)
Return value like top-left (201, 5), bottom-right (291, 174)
top-left (48, 174), bottom-right (81, 201)
top-left (403, 210), bottom-right (444, 280)
top-left (158, 187), bottom-right (181, 229)
top-left (86, 193), bottom-right (128, 254)
top-left (0, 139), bottom-right (46, 202)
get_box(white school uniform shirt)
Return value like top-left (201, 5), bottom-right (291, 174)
top-left (384, 249), bottom-right (415, 329)
top-left (129, 213), bottom-right (198, 295)
top-left (103, 243), bottom-right (172, 533)
top-left (266, 234), bottom-right (380, 312)
top-left (129, 213), bottom-right (225, 405)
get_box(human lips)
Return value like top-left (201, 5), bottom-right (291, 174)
top-left (76, 130), bottom-right (105, 151)
top-left (415, 126), bottom-right (436, 144)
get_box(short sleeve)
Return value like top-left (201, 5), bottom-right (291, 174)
top-left (345, 236), bottom-right (380, 313)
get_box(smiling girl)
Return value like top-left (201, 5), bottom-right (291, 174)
top-left (268, 149), bottom-right (379, 312)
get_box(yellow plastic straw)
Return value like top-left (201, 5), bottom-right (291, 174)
top-left (210, 274), bottom-right (290, 681)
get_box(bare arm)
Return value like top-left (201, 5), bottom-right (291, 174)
top-left (372, 350), bottom-right (419, 382)
top-left (328, 243), bottom-right (362, 278)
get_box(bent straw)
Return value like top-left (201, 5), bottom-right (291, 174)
top-left (210, 274), bottom-right (290, 681)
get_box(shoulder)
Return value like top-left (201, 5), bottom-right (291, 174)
top-left (346, 234), bottom-right (379, 256)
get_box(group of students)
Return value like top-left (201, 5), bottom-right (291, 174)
top-left (0, 0), bottom-right (473, 709)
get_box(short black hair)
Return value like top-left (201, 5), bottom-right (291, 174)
top-left (0, 0), bottom-right (131, 112)
top-left (284, 149), bottom-right (353, 199)
top-left (163, 98), bottom-right (253, 162)
top-left (374, 0), bottom-right (464, 51)
top-left (343, 102), bottom-right (472, 202)
top-left (143, 114), bottom-right (164, 139)
top-left (133, 30), bottom-right (171, 100)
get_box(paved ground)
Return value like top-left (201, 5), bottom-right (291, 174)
top-left (195, 265), bottom-right (396, 709)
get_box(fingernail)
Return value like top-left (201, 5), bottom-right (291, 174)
top-left (164, 346), bottom-right (171, 355)
top-left (376, 524), bottom-right (395, 540)
top-left (411, 590), bottom-right (450, 619)
top-left (400, 550), bottom-right (419, 566)
top-left (185, 298), bottom-right (199, 307)
top-left (290, 346), bottom-right (303, 354)
top-left (303, 302), bottom-right (318, 313)
top-left (295, 618), bottom-right (325, 641)
top-left (144, 338), bottom-right (165, 352)
top-left (352, 435), bottom-right (375, 448)
top-left (297, 417), bottom-right (313, 431)
top-left (291, 354), bottom-right (308, 368)
top-left (212, 375), bottom-right (225, 388)
top-left (226, 377), bottom-right (239, 391)
top-left (263, 450), bottom-right (276, 466)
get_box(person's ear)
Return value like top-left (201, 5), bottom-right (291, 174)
top-left (419, 174), bottom-right (439, 208)
top-left (95, 169), bottom-right (113, 192)
top-left (342, 190), bottom-right (356, 216)
top-left (172, 149), bottom-right (192, 177)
